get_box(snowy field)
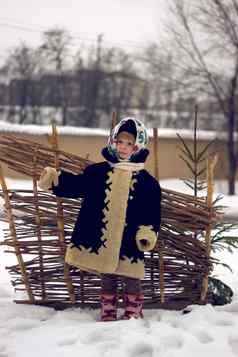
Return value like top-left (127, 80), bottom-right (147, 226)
top-left (0, 178), bottom-right (238, 357)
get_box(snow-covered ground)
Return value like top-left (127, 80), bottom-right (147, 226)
top-left (0, 120), bottom-right (223, 139)
top-left (0, 178), bottom-right (238, 357)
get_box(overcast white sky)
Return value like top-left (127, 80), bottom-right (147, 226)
top-left (0, 0), bottom-right (168, 64)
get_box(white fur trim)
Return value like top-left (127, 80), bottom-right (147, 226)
top-left (110, 162), bottom-right (144, 172)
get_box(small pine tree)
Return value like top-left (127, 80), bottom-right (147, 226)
top-left (177, 105), bottom-right (238, 271)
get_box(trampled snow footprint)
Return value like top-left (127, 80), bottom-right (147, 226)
top-left (0, 287), bottom-right (11, 299)
top-left (0, 345), bottom-right (6, 354)
top-left (229, 336), bottom-right (238, 355)
top-left (7, 317), bottom-right (39, 331)
top-left (214, 318), bottom-right (234, 327)
top-left (0, 345), bottom-right (14, 357)
top-left (219, 302), bottom-right (238, 314)
top-left (0, 352), bottom-right (9, 357)
top-left (194, 330), bottom-right (214, 344)
top-left (161, 334), bottom-right (184, 349)
top-left (58, 337), bottom-right (78, 347)
top-left (129, 342), bottom-right (154, 357)
top-left (82, 326), bottom-right (119, 345)
top-left (82, 328), bottom-right (106, 344)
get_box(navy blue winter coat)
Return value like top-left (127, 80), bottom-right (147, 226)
top-left (52, 159), bottom-right (161, 279)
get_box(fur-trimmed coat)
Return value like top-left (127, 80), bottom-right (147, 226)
top-left (52, 161), bottom-right (161, 279)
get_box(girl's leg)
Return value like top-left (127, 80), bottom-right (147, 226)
top-left (101, 274), bottom-right (118, 294)
top-left (100, 274), bottom-right (118, 321)
top-left (122, 277), bottom-right (143, 319)
top-left (124, 277), bottom-right (142, 295)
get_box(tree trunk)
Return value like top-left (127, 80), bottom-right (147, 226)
top-left (228, 169), bottom-right (236, 195)
top-left (19, 106), bottom-right (27, 124)
top-left (227, 100), bottom-right (237, 195)
top-left (62, 105), bottom-right (67, 126)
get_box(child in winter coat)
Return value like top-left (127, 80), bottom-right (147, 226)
top-left (38, 117), bottom-right (161, 321)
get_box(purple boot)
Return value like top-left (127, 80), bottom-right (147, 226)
top-left (100, 293), bottom-right (117, 322)
top-left (122, 293), bottom-right (144, 320)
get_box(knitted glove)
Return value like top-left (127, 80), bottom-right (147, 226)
top-left (38, 167), bottom-right (59, 191)
top-left (135, 225), bottom-right (157, 252)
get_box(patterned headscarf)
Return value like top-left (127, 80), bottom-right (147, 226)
top-left (107, 117), bottom-right (148, 161)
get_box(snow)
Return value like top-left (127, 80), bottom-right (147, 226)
top-left (0, 121), bottom-right (229, 141)
top-left (0, 121), bottom-right (110, 137)
top-left (1, 178), bottom-right (238, 357)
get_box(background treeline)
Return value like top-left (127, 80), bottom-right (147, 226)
top-left (0, 28), bottom-right (197, 130)
top-left (0, 1), bottom-right (238, 193)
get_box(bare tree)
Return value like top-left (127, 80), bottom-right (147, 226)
top-left (73, 43), bottom-right (140, 127)
top-left (99, 47), bottom-right (139, 121)
top-left (139, 44), bottom-right (179, 128)
top-left (3, 43), bottom-right (40, 123)
top-left (40, 27), bottom-right (71, 125)
top-left (166, 0), bottom-right (238, 194)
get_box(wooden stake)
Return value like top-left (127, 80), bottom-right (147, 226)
top-left (159, 239), bottom-right (165, 304)
top-left (0, 164), bottom-right (35, 302)
top-left (152, 128), bottom-right (164, 302)
top-left (153, 128), bottom-right (159, 181)
top-left (200, 155), bottom-right (218, 302)
top-left (32, 146), bottom-right (46, 300)
top-left (111, 111), bottom-right (117, 132)
top-left (50, 123), bottom-right (76, 304)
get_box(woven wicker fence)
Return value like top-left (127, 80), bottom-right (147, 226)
top-left (0, 134), bottom-right (215, 310)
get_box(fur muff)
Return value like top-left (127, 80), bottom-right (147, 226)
top-left (38, 167), bottom-right (59, 191)
top-left (135, 225), bottom-right (158, 252)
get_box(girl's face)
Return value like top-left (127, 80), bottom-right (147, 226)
top-left (115, 131), bottom-right (136, 160)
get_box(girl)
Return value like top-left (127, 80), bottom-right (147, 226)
top-left (38, 117), bottom-right (161, 321)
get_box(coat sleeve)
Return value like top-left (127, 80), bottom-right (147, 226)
top-left (51, 167), bottom-right (89, 199)
top-left (135, 175), bottom-right (162, 252)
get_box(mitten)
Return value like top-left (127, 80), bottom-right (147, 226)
top-left (135, 225), bottom-right (157, 252)
top-left (38, 167), bottom-right (59, 191)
